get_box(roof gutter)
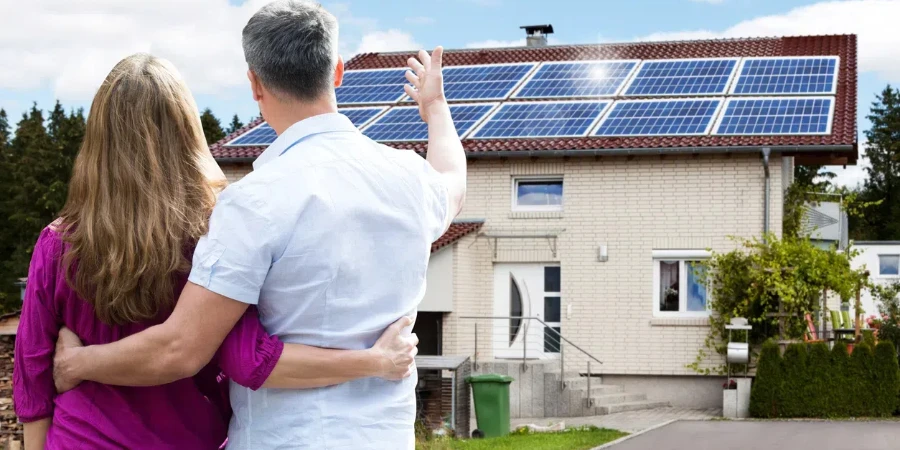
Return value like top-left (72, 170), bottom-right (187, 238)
top-left (216, 157), bottom-right (257, 164)
top-left (462, 144), bottom-right (854, 159)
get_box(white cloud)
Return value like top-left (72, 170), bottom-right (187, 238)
top-left (466, 37), bottom-right (562, 49)
top-left (405, 16), bottom-right (435, 25)
top-left (0, 0), bottom-right (417, 102)
top-left (637, 0), bottom-right (900, 81)
top-left (353, 30), bottom-right (421, 55)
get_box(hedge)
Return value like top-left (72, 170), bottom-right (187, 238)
top-left (750, 340), bottom-right (900, 418)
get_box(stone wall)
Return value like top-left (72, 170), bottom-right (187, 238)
top-left (0, 336), bottom-right (21, 450)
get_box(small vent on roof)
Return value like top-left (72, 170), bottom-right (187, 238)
top-left (520, 24), bottom-right (554, 47)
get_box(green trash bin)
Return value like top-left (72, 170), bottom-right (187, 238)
top-left (466, 374), bottom-right (514, 439)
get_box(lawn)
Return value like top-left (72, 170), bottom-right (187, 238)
top-left (416, 427), bottom-right (627, 450)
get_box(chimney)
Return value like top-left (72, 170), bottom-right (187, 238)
top-left (520, 24), bottom-right (554, 47)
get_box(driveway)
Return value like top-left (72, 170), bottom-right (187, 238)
top-left (600, 420), bottom-right (900, 450)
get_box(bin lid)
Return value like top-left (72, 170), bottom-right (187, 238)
top-left (465, 374), bottom-right (514, 384)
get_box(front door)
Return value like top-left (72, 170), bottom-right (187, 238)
top-left (492, 264), bottom-right (561, 359)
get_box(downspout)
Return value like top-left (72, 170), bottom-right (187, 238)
top-left (762, 148), bottom-right (771, 240)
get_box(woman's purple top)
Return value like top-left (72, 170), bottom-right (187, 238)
top-left (13, 227), bottom-right (285, 449)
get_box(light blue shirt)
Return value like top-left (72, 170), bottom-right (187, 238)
top-left (188, 113), bottom-right (450, 449)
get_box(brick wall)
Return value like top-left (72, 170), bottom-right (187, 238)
top-left (221, 163), bottom-right (253, 184)
top-left (446, 153), bottom-right (784, 376)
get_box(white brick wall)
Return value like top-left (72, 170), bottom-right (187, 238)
top-left (221, 163), bottom-right (253, 184)
top-left (447, 153), bottom-right (784, 376)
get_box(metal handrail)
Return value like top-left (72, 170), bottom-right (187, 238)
top-left (459, 315), bottom-right (603, 366)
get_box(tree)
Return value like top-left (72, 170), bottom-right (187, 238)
top-left (0, 103), bottom-right (84, 311)
top-left (856, 85), bottom-right (900, 240)
top-left (200, 108), bottom-right (226, 145)
top-left (226, 114), bottom-right (244, 134)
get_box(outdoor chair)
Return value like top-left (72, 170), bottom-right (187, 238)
top-left (804, 314), bottom-right (824, 343)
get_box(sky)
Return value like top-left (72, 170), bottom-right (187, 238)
top-left (1, 0), bottom-right (898, 187)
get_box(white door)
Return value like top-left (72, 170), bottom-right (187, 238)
top-left (492, 264), bottom-right (562, 359)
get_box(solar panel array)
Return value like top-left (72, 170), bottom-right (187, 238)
top-left (512, 60), bottom-right (639, 99)
top-left (224, 55), bottom-right (841, 146)
top-left (623, 59), bottom-right (738, 96)
top-left (471, 101), bottom-right (610, 139)
top-left (731, 57), bottom-right (839, 95)
top-left (594, 99), bottom-right (722, 137)
top-left (362, 103), bottom-right (497, 142)
top-left (713, 97), bottom-right (834, 135)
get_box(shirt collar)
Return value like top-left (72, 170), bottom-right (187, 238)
top-left (253, 112), bottom-right (357, 170)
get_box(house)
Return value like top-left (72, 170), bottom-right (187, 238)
top-left (212, 31), bottom-right (858, 414)
top-left (851, 242), bottom-right (900, 318)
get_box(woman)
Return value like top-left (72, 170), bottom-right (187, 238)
top-left (13, 54), bottom-right (416, 450)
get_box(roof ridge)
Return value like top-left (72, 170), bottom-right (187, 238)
top-left (347, 34), bottom-right (856, 60)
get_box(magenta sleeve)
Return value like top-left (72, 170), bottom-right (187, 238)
top-left (215, 306), bottom-right (284, 391)
top-left (13, 228), bottom-right (62, 422)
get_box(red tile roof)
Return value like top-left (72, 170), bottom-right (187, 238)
top-left (432, 221), bottom-right (483, 253)
top-left (211, 35), bottom-right (857, 163)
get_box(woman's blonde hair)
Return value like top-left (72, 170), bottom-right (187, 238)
top-left (59, 53), bottom-right (225, 325)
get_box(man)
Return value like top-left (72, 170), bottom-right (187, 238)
top-left (52, 1), bottom-right (465, 448)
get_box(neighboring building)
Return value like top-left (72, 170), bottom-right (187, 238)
top-left (852, 242), bottom-right (900, 318)
top-left (211, 33), bottom-right (857, 413)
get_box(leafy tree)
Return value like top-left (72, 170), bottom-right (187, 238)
top-left (200, 108), bottom-right (226, 145)
top-left (226, 114), bottom-right (244, 134)
top-left (0, 103), bottom-right (84, 311)
top-left (854, 85), bottom-right (900, 240)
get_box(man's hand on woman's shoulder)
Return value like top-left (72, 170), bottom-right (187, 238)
top-left (371, 316), bottom-right (418, 381)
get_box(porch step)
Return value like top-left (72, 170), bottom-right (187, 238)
top-left (594, 400), bottom-right (671, 415)
top-left (561, 376), bottom-right (604, 390)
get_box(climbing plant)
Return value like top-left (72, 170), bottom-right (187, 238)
top-left (687, 234), bottom-right (867, 374)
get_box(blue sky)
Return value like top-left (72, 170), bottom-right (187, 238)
top-left (2, 0), bottom-right (897, 186)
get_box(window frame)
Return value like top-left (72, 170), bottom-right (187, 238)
top-left (878, 254), bottom-right (900, 278)
top-left (652, 250), bottom-right (711, 318)
top-left (511, 176), bottom-right (564, 212)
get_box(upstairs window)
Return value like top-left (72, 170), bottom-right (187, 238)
top-left (513, 178), bottom-right (563, 212)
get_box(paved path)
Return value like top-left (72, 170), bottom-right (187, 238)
top-left (509, 407), bottom-right (721, 434)
top-left (601, 420), bottom-right (900, 450)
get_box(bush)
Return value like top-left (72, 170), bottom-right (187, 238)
top-left (749, 340), bottom-right (783, 418)
top-left (750, 340), bottom-right (900, 418)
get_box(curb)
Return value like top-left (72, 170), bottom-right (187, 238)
top-left (590, 419), bottom-right (678, 450)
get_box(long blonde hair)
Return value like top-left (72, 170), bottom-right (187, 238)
top-left (59, 53), bottom-right (225, 325)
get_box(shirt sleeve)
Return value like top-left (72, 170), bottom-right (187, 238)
top-left (417, 157), bottom-right (452, 243)
top-left (188, 183), bottom-right (283, 305)
top-left (215, 306), bottom-right (284, 391)
top-left (13, 228), bottom-right (62, 422)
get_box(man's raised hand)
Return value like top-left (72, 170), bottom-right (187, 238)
top-left (404, 47), bottom-right (447, 123)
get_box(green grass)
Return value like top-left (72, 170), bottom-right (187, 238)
top-left (416, 427), bottom-right (627, 450)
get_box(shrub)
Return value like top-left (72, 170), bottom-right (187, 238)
top-left (749, 340), bottom-right (782, 418)
top-left (780, 344), bottom-right (808, 417)
top-left (873, 342), bottom-right (900, 416)
top-left (750, 340), bottom-right (899, 418)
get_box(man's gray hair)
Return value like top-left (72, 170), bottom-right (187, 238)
top-left (242, 0), bottom-right (339, 101)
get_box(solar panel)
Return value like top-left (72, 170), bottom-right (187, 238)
top-left (439, 63), bottom-right (536, 101)
top-left (335, 68), bottom-right (408, 105)
top-left (730, 57), bottom-right (839, 95)
top-left (469, 101), bottom-right (610, 139)
top-left (224, 122), bottom-right (277, 146)
top-left (592, 98), bottom-right (723, 137)
top-left (362, 103), bottom-right (497, 142)
top-left (223, 108), bottom-right (388, 146)
top-left (622, 58), bottom-right (739, 96)
top-left (339, 107), bottom-right (388, 128)
top-left (512, 60), bottom-right (640, 99)
top-left (712, 97), bottom-right (834, 135)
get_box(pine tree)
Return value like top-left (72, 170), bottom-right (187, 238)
top-left (200, 108), bottom-right (226, 145)
top-left (226, 114), bottom-right (244, 134)
top-left (857, 85), bottom-right (900, 240)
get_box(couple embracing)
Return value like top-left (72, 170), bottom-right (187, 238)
top-left (14, 1), bottom-right (464, 449)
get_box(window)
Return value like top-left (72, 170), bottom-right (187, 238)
top-left (543, 266), bottom-right (562, 353)
top-left (879, 255), bottom-right (900, 277)
top-left (512, 178), bottom-right (563, 211)
top-left (652, 250), bottom-right (710, 317)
